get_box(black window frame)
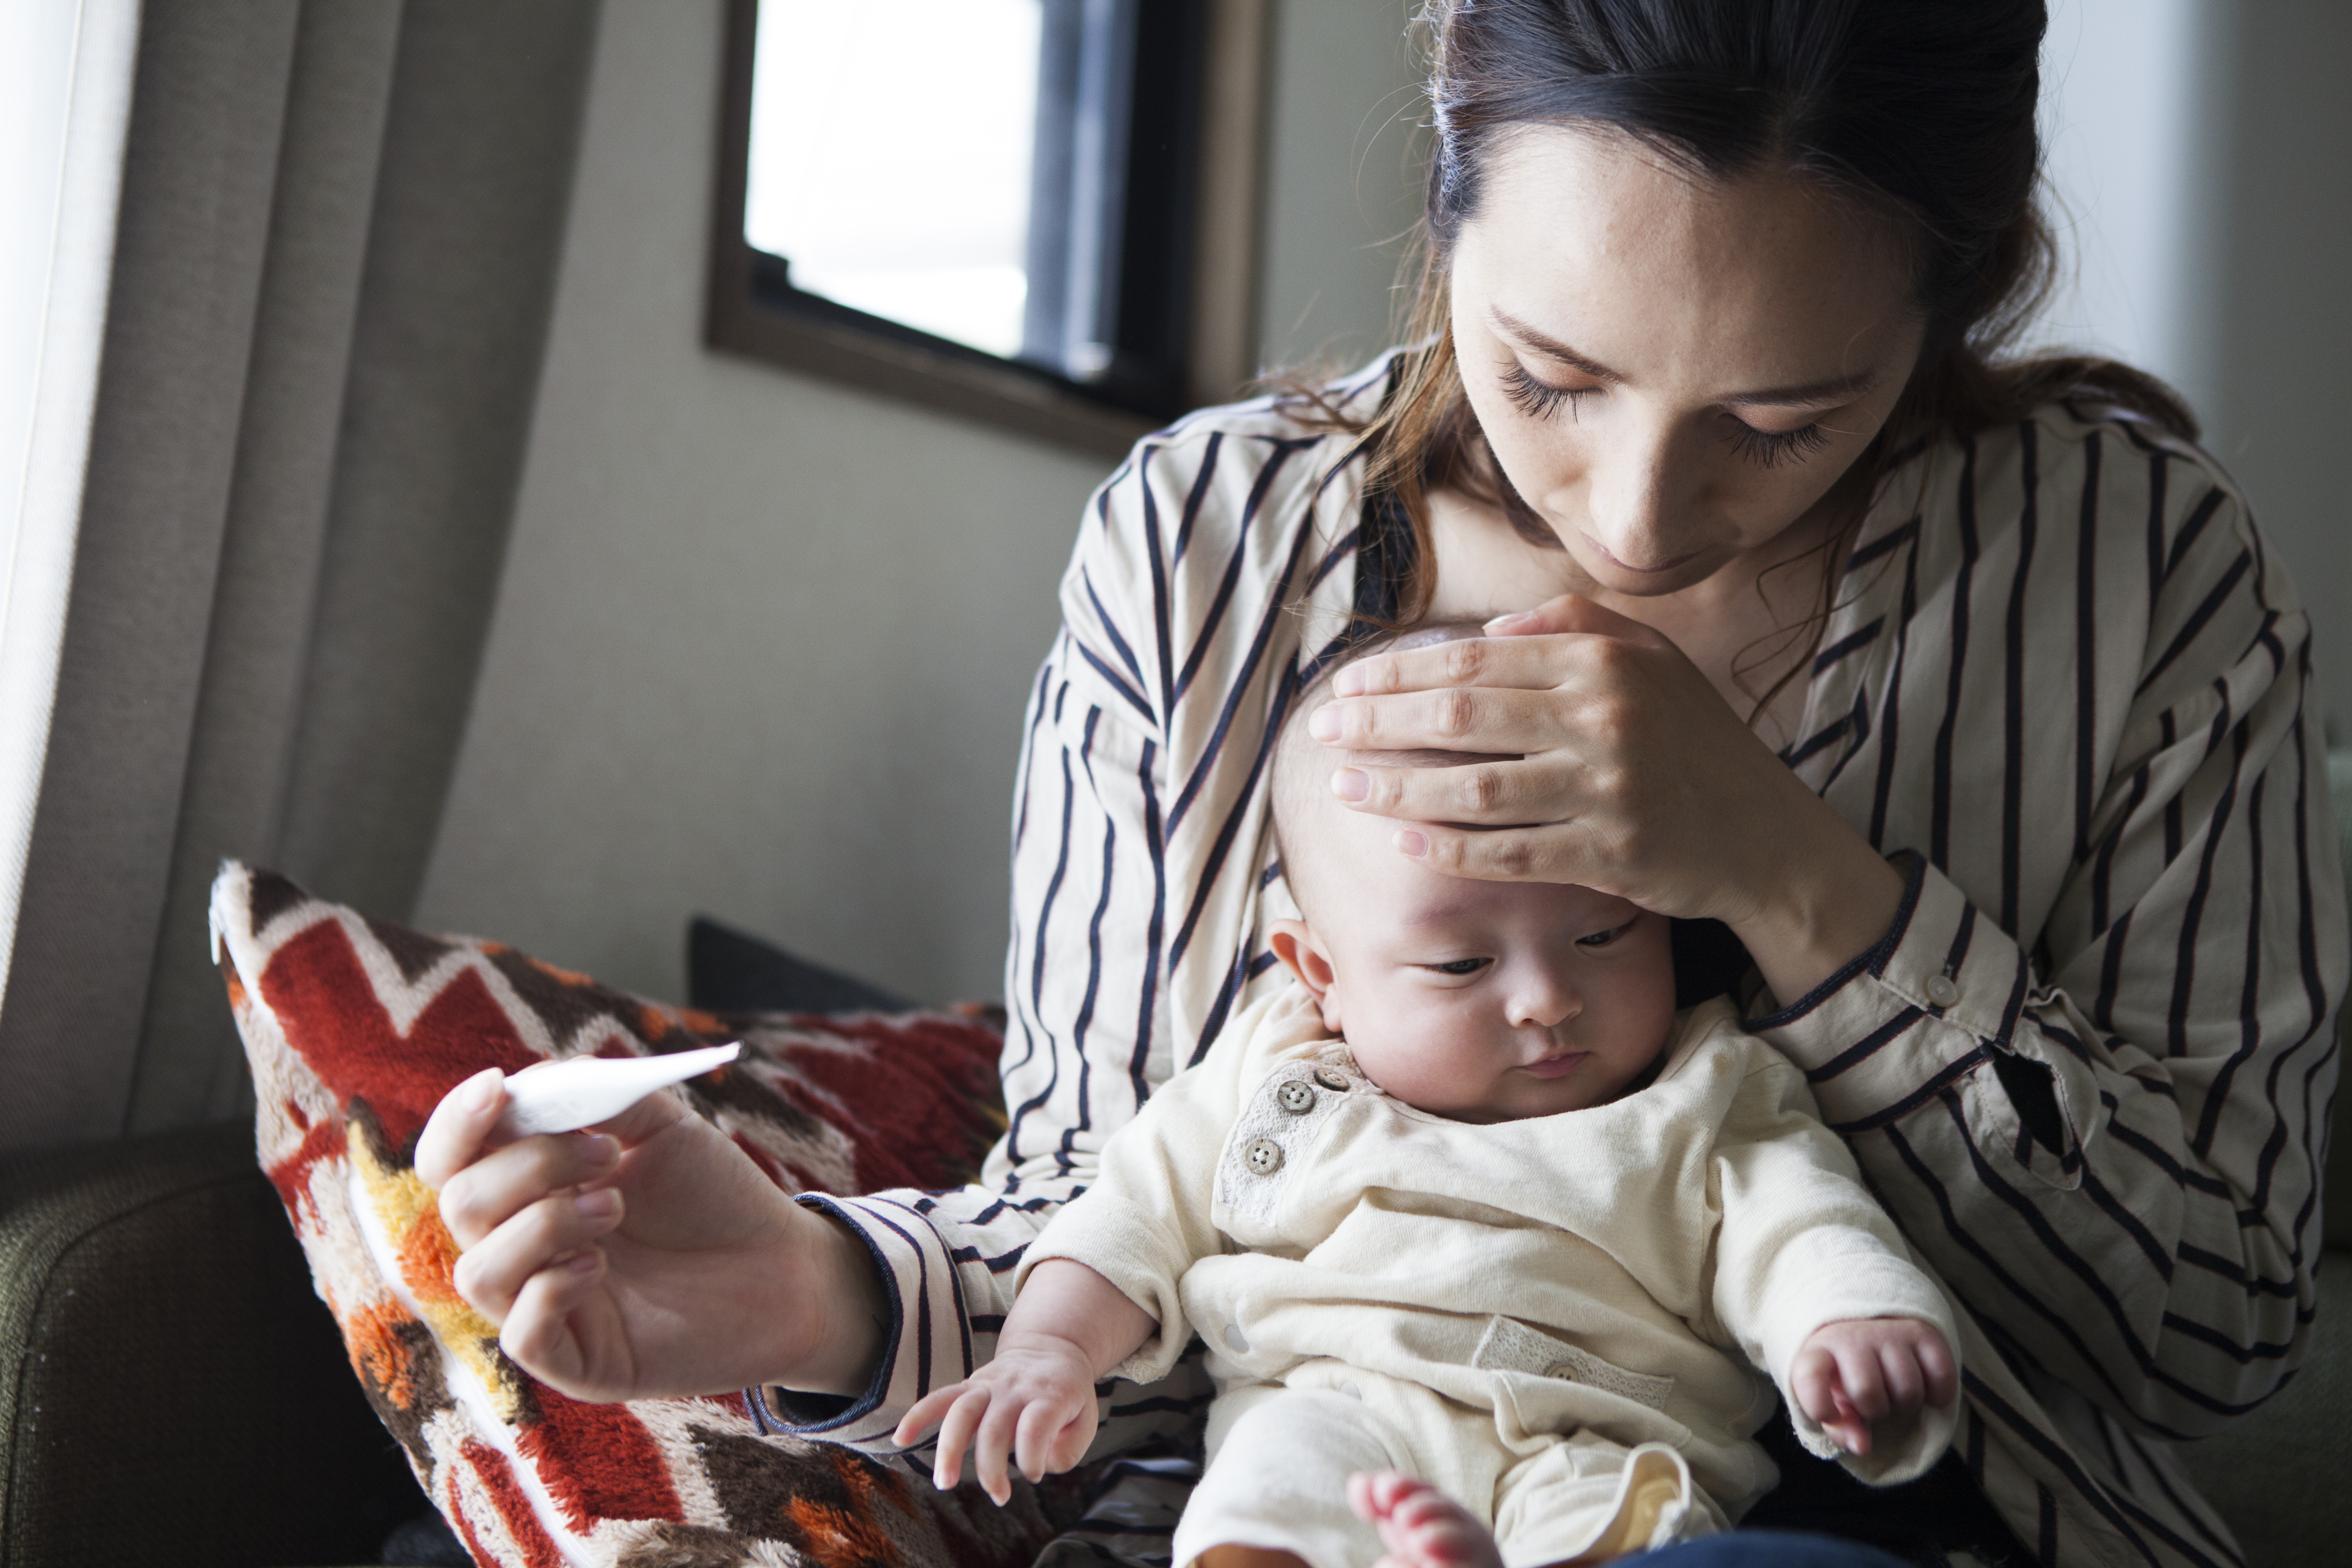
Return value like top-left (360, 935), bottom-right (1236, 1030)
top-left (706, 0), bottom-right (1266, 456)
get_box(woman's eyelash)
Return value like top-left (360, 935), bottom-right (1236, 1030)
top-left (1724, 418), bottom-right (1832, 469)
top-left (1429, 957), bottom-right (1491, 976)
top-left (1500, 363), bottom-right (1589, 421)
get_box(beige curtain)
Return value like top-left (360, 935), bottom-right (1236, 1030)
top-left (0, 0), bottom-right (603, 1151)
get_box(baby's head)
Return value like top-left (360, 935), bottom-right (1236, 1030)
top-left (1269, 626), bottom-right (1677, 1123)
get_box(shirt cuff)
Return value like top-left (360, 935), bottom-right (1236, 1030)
top-left (744, 1191), bottom-right (970, 1450)
top-left (1747, 855), bottom-right (2040, 1142)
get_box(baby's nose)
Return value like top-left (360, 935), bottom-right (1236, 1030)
top-left (1509, 975), bottom-right (1581, 1030)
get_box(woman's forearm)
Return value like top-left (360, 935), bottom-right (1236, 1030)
top-left (1727, 792), bottom-right (1909, 1009)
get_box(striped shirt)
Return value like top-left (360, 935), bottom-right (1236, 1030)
top-left (773, 357), bottom-right (2344, 1568)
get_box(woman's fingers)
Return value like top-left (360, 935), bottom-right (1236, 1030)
top-left (434, 1130), bottom-right (622, 1248)
top-left (1332, 755), bottom-right (1565, 831)
top-left (449, 1186), bottom-right (625, 1321)
top-left (1314, 685), bottom-right (1573, 759)
top-left (1396, 820), bottom-right (1602, 887)
top-left (416, 1067), bottom-right (508, 1189)
top-left (499, 1248), bottom-right (604, 1388)
top-left (1331, 625), bottom-right (1568, 699)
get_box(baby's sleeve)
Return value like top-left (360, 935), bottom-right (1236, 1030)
top-left (1707, 1033), bottom-right (1963, 1485)
top-left (1014, 1006), bottom-right (1256, 1386)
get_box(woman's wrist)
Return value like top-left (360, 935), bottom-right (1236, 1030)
top-left (761, 1201), bottom-right (888, 1398)
top-left (1727, 795), bottom-right (1907, 1009)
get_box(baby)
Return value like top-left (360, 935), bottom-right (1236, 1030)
top-left (898, 631), bottom-right (1960, 1568)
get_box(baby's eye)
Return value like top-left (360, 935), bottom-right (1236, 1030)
top-left (1576, 923), bottom-right (1630, 949)
top-left (1427, 957), bottom-right (1491, 976)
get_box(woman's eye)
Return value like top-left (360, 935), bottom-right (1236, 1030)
top-left (1723, 416), bottom-right (1832, 469)
top-left (1500, 363), bottom-right (1591, 422)
top-left (1428, 957), bottom-right (1491, 976)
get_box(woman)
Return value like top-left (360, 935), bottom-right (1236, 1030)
top-left (420, 3), bottom-right (2342, 1565)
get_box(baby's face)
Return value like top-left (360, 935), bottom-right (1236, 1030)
top-left (1273, 800), bottom-right (1677, 1123)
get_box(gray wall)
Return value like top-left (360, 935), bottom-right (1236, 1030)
top-left (2199, 3), bottom-right (2352, 741)
top-left (2042, 0), bottom-right (2352, 740)
top-left (412, 0), bottom-right (1422, 1005)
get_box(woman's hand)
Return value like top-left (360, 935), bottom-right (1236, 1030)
top-left (1310, 593), bottom-right (1906, 1004)
top-left (416, 1064), bottom-right (884, 1403)
top-left (1790, 1317), bottom-right (1958, 1457)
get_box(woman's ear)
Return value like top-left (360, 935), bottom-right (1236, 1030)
top-left (1268, 918), bottom-right (1344, 1033)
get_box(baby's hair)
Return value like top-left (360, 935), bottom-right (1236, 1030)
top-left (1269, 622), bottom-right (1496, 922)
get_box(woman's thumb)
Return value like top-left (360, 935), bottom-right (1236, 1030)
top-left (1482, 593), bottom-right (1666, 645)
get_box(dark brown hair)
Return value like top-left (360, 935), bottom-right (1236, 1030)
top-left (1306, 0), bottom-right (2197, 651)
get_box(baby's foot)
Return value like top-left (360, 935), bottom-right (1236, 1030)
top-left (1347, 1471), bottom-right (1504, 1568)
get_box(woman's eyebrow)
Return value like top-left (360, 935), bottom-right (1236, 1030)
top-left (1489, 306), bottom-right (1879, 408)
top-left (1490, 308), bottom-right (1623, 382)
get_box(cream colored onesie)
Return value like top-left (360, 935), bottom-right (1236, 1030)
top-left (1018, 988), bottom-right (1962, 1568)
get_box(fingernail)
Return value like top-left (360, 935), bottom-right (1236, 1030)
top-left (1332, 666), bottom-right (1364, 696)
top-left (1331, 767), bottom-right (1368, 802)
top-left (580, 1134), bottom-right (619, 1167)
top-left (1484, 610), bottom-right (1537, 634)
top-left (465, 1067), bottom-right (503, 1110)
top-left (575, 1188), bottom-right (620, 1218)
top-left (1396, 829), bottom-right (1428, 858)
top-left (1308, 704), bottom-right (1340, 741)
top-left (565, 1251), bottom-right (599, 1274)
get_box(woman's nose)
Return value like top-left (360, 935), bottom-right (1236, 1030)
top-left (1573, 419), bottom-right (1699, 570)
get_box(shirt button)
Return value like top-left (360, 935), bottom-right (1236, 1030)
top-left (1313, 1067), bottom-right (1349, 1091)
top-left (1276, 1080), bottom-right (1316, 1114)
top-left (1245, 1137), bottom-right (1284, 1175)
top-left (1225, 1323), bottom-right (1251, 1354)
top-left (1925, 974), bottom-right (1960, 1006)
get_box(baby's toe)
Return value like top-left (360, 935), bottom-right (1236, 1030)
top-left (1350, 1472), bottom-right (1502, 1568)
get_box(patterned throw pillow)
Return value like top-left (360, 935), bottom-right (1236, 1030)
top-left (212, 862), bottom-right (1087, 1567)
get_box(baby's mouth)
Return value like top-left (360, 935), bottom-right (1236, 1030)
top-left (1519, 1050), bottom-right (1589, 1080)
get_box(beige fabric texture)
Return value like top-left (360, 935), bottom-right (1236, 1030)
top-left (1176, 1383), bottom-right (1712, 1568)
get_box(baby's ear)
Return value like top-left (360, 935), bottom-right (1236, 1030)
top-left (1268, 920), bottom-right (1344, 1031)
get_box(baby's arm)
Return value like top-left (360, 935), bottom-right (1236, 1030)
top-left (892, 1259), bottom-right (1155, 1504)
top-left (1707, 1026), bottom-right (1964, 1482)
top-left (1790, 1316), bottom-right (1959, 1458)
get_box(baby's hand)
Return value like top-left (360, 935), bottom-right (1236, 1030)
top-left (1791, 1317), bottom-right (1957, 1457)
top-left (892, 1338), bottom-right (1101, 1505)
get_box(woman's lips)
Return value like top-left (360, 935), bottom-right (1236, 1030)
top-left (1519, 1051), bottom-right (1589, 1079)
top-left (1579, 533), bottom-right (1699, 576)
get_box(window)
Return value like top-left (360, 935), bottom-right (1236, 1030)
top-left (707, 0), bottom-right (1266, 454)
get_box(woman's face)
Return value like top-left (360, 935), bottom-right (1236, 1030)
top-left (1448, 127), bottom-right (1926, 599)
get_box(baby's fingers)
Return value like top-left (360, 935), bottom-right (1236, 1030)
top-left (1875, 1339), bottom-right (1924, 1414)
top-left (1788, 1345), bottom-right (1839, 1428)
top-left (1013, 1387), bottom-right (1096, 1482)
top-left (973, 1394), bottom-right (1026, 1505)
top-left (1831, 1340), bottom-right (1891, 1420)
top-left (893, 1384), bottom-right (965, 1452)
top-left (1916, 1329), bottom-right (1959, 1407)
top-left (927, 1388), bottom-right (994, 1494)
